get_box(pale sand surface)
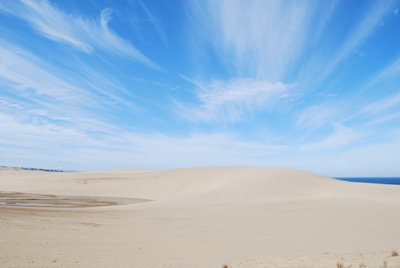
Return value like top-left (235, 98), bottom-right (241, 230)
top-left (1, 166), bottom-right (399, 267)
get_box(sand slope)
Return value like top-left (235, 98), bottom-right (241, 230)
top-left (1, 167), bottom-right (399, 267)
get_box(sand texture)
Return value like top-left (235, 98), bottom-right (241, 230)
top-left (1, 166), bottom-right (400, 267)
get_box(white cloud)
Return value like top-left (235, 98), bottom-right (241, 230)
top-left (139, 0), bottom-right (167, 45)
top-left (363, 91), bottom-right (400, 115)
top-left (0, 39), bottom-right (147, 147)
top-left (394, 8), bottom-right (399, 15)
top-left (363, 56), bottom-right (400, 90)
top-left (296, 105), bottom-right (338, 128)
top-left (191, 0), bottom-right (317, 81)
top-left (0, 106), bottom-right (125, 152)
top-left (336, 2), bottom-right (394, 61)
top-left (177, 78), bottom-right (292, 122)
top-left (0, 109), bottom-right (288, 170)
top-left (0, 45), bottom-right (88, 103)
top-left (0, 0), bottom-right (160, 69)
top-left (0, 35), bottom-right (144, 108)
top-left (0, 97), bottom-right (398, 176)
top-left (298, 1), bottom-right (396, 90)
top-left (2, 112), bottom-right (399, 176)
top-left (299, 124), bottom-right (362, 152)
top-left (189, 0), bottom-right (393, 85)
top-left (364, 110), bottom-right (400, 126)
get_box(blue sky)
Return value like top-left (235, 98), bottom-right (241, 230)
top-left (1, 0), bottom-right (400, 176)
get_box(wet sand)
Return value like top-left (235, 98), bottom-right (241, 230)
top-left (0, 191), bottom-right (150, 208)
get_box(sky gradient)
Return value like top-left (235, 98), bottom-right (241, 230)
top-left (1, 0), bottom-right (400, 176)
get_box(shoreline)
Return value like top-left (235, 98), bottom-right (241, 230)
top-left (0, 191), bottom-right (151, 208)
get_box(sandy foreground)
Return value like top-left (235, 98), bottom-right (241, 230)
top-left (1, 167), bottom-right (399, 267)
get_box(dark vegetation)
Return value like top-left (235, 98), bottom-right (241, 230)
top-left (1, 166), bottom-right (70, 172)
top-left (21, 167), bottom-right (65, 172)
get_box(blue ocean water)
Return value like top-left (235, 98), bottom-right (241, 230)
top-left (334, 177), bottom-right (400, 185)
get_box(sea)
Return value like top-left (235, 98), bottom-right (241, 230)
top-left (334, 177), bottom-right (400, 185)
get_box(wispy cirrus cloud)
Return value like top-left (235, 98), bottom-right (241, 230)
top-left (296, 105), bottom-right (339, 129)
top-left (2, 110), bottom-right (395, 177)
top-left (0, 39), bottom-right (136, 111)
top-left (185, 0), bottom-right (397, 126)
top-left (363, 91), bottom-right (400, 116)
top-left (190, 0), bottom-right (319, 81)
top-left (0, 45), bottom-right (88, 103)
top-left (0, 0), bottom-right (160, 69)
top-left (363, 56), bottom-right (400, 91)
top-left (139, 0), bottom-right (168, 46)
top-left (299, 124), bottom-right (362, 152)
top-left (189, 0), bottom-right (395, 88)
top-left (320, 1), bottom-right (395, 79)
top-left (364, 110), bottom-right (400, 127)
top-left (0, 114), bottom-right (288, 170)
top-left (298, 0), bottom-right (396, 90)
top-left (0, 39), bottom-right (141, 143)
top-left (344, 55), bottom-right (400, 127)
top-left (177, 78), bottom-right (292, 122)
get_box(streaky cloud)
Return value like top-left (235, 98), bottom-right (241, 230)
top-left (316, 0), bottom-right (396, 84)
top-left (189, 0), bottom-right (318, 81)
top-left (177, 78), bottom-right (293, 122)
top-left (139, 0), bottom-right (168, 46)
top-left (0, 0), bottom-right (161, 70)
top-left (299, 124), bottom-right (362, 152)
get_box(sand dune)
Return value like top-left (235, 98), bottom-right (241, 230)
top-left (1, 167), bottom-right (399, 267)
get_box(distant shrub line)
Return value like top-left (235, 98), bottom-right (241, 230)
top-left (1, 166), bottom-right (73, 172)
top-left (21, 167), bottom-right (65, 172)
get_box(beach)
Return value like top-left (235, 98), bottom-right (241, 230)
top-left (1, 166), bottom-right (399, 267)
